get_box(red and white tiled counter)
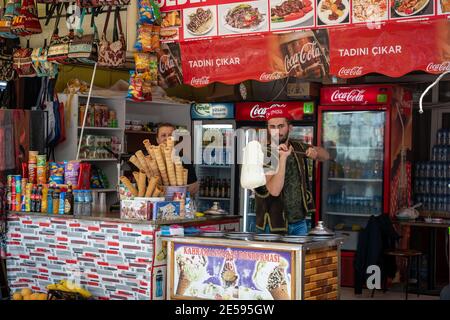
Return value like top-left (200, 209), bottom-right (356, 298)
top-left (6, 212), bottom-right (240, 300)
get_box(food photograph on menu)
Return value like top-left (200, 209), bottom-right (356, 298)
top-left (270, 0), bottom-right (315, 30)
top-left (316, 0), bottom-right (350, 26)
top-left (438, 0), bottom-right (450, 14)
top-left (390, 0), bottom-right (435, 18)
top-left (183, 6), bottom-right (218, 39)
top-left (352, 0), bottom-right (388, 23)
top-left (218, 0), bottom-right (269, 35)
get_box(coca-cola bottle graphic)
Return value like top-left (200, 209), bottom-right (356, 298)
top-left (279, 30), bottom-right (329, 79)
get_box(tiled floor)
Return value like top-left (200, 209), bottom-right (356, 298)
top-left (340, 287), bottom-right (440, 300)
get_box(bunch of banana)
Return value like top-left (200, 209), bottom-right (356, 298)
top-left (47, 279), bottom-right (92, 298)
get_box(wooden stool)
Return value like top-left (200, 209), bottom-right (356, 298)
top-left (385, 249), bottom-right (423, 300)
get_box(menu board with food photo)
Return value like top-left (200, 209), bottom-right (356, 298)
top-left (172, 243), bottom-right (294, 300)
top-left (438, 0), bottom-right (450, 14)
top-left (390, 0), bottom-right (434, 19)
top-left (218, 0), bottom-right (269, 35)
top-left (352, 0), bottom-right (389, 23)
top-left (160, 10), bottom-right (182, 42)
top-left (317, 0), bottom-right (350, 26)
top-left (270, 0), bottom-right (315, 30)
top-left (183, 6), bottom-right (218, 39)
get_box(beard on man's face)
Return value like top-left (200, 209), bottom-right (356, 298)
top-left (279, 132), bottom-right (289, 144)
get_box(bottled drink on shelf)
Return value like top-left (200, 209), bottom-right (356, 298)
top-left (199, 178), bottom-right (205, 197)
top-left (53, 187), bottom-right (60, 215)
top-left (35, 185), bottom-right (42, 213)
top-left (221, 179), bottom-right (227, 198)
top-left (65, 185), bottom-right (74, 215)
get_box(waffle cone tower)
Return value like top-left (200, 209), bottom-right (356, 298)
top-left (125, 136), bottom-right (190, 200)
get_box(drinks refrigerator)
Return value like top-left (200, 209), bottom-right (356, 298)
top-left (191, 103), bottom-right (236, 216)
top-left (235, 101), bottom-right (317, 232)
top-left (317, 85), bottom-right (413, 286)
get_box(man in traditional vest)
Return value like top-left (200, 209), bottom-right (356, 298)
top-left (254, 106), bottom-right (330, 235)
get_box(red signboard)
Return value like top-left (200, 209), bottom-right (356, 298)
top-left (320, 85), bottom-right (394, 105)
top-left (235, 101), bottom-right (313, 121)
top-left (329, 20), bottom-right (448, 78)
top-left (180, 35), bottom-right (276, 87)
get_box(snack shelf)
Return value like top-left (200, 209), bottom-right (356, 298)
top-left (79, 159), bottom-right (118, 162)
top-left (90, 189), bottom-right (117, 193)
top-left (78, 127), bottom-right (123, 131)
top-left (198, 197), bottom-right (231, 201)
top-left (124, 130), bottom-right (157, 135)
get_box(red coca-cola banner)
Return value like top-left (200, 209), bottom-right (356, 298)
top-left (329, 19), bottom-right (449, 78)
top-left (180, 35), bottom-right (279, 87)
top-left (320, 85), bottom-right (394, 105)
top-left (176, 19), bottom-right (449, 88)
top-left (180, 30), bottom-right (329, 87)
top-left (236, 101), bottom-right (314, 121)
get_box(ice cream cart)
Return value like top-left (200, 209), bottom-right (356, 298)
top-left (163, 234), bottom-right (343, 300)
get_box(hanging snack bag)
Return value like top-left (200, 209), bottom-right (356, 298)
top-left (134, 52), bottom-right (151, 76)
top-left (138, 0), bottom-right (161, 24)
top-left (149, 54), bottom-right (158, 86)
top-left (128, 71), bottom-right (143, 101)
top-left (151, 26), bottom-right (160, 51)
top-left (64, 161), bottom-right (81, 187)
top-left (135, 24), bottom-right (153, 52)
top-left (49, 162), bottom-right (65, 185)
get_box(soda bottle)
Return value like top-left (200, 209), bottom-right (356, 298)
top-left (221, 179), bottom-right (227, 198)
top-left (35, 185), bottom-right (42, 213)
top-left (47, 188), bottom-right (53, 214)
top-left (424, 179), bottom-right (430, 194)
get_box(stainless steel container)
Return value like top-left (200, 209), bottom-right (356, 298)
top-left (253, 234), bottom-right (282, 242)
top-left (225, 232), bottom-right (255, 241)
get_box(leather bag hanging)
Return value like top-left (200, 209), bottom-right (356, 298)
top-left (98, 6), bottom-right (126, 67)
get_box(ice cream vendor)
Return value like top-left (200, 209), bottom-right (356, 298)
top-left (156, 122), bottom-right (199, 195)
top-left (254, 106), bottom-right (330, 235)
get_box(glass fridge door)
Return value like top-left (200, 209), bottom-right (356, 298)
top-left (321, 111), bottom-right (385, 250)
top-left (194, 123), bottom-right (235, 214)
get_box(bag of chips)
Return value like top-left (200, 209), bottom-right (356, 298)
top-left (138, 0), bottom-right (161, 24)
top-left (49, 162), bottom-right (65, 185)
top-left (135, 24), bottom-right (153, 52)
top-left (64, 160), bottom-right (80, 187)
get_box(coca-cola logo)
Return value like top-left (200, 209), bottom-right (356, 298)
top-left (338, 66), bottom-right (363, 77)
top-left (249, 104), bottom-right (287, 119)
top-left (159, 54), bottom-right (176, 74)
top-left (250, 105), bottom-right (267, 118)
top-left (259, 72), bottom-right (286, 81)
top-left (284, 41), bottom-right (321, 73)
top-left (331, 89), bottom-right (366, 102)
top-left (426, 62), bottom-right (450, 73)
top-left (190, 76), bottom-right (210, 86)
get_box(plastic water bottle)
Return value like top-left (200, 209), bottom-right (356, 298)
top-left (84, 191), bottom-right (92, 216)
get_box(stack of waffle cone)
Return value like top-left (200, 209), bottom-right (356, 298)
top-left (164, 146), bottom-right (177, 186)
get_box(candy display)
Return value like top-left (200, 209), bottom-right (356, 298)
top-left (79, 103), bottom-right (118, 128)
